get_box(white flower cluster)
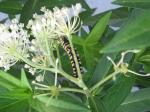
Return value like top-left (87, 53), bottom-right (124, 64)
top-left (0, 19), bottom-right (29, 71)
top-left (52, 3), bottom-right (82, 37)
top-left (26, 3), bottom-right (82, 68)
top-left (23, 4), bottom-right (82, 81)
top-left (27, 3), bottom-right (82, 39)
top-left (0, 3), bottom-right (82, 74)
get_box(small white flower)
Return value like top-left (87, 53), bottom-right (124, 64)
top-left (29, 67), bottom-right (36, 75)
top-left (36, 75), bottom-right (44, 82)
top-left (0, 19), bottom-right (29, 70)
top-left (24, 64), bottom-right (30, 68)
top-left (53, 3), bottom-right (82, 37)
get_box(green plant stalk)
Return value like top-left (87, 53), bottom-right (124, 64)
top-left (68, 36), bottom-right (83, 79)
top-left (15, 53), bottom-right (76, 83)
top-left (90, 71), bottom-right (119, 92)
top-left (68, 36), bottom-right (88, 90)
top-left (44, 33), bottom-right (55, 67)
top-left (35, 87), bottom-right (85, 94)
top-left (15, 53), bottom-right (88, 89)
top-left (56, 46), bottom-right (62, 69)
top-left (59, 87), bottom-right (85, 94)
top-left (89, 96), bottom-right (99, 112)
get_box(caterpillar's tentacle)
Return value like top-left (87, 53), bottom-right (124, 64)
top-left (59, 37), bottom-right (83, 78)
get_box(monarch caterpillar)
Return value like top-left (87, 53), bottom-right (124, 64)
top-left (59, 37), bottom-right (83, 78)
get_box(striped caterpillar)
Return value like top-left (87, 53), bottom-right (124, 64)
top-left (59, 37), bottom-right (83, 78)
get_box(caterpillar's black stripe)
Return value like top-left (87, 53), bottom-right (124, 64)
top-left (59, 37), bottom-right (83, 78)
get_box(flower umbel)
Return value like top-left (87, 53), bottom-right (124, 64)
top-left (0, 19), bottom-right (29, 70)
top-left (107, 50), bottom-right (150, 77)
top-left (26, 3), bottom-right (82, 72)
top-left (53, 3), bottom-right (82, 37)
top-left (27, 7), bottom-right (58, 67)
top-left (28, 3), bottom-right (82, 39)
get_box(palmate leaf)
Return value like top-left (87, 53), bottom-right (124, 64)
top-left (0, 70), bottom-right (33, 112)
top-left (80, 9), bottom-right (97, 26)
top-left (89, 53), bottom-right (117, 86)
top-left (102, 75), bottom-right (135, 112)
top-left (71, 12), bottom-right (112, 81)
top-left (85, 12), bottom-right (112, 45)
top-left (31, 98), bottom-right (85, 112)
top-left (89, 96), bottom-right (107, 112)
top-left (32, 94), bottom-right (91, 112)
top-left (0, 70), bottom-right (21, 90)
top-left (101, 10), bottom-right (150, 53)
top-left (113, 0), bottom-right (150, 9)
top-left (21, 69), bottom-right (32, 91)
top-left (0, 88), bottom-right (32, 112)
top-left (83, 12), bottom-right (112, 79)
top-left (110, 7), bottom-right (131, 27)
top-left (0, 69), bottom-right (32, 91)
top-left (116, 88), bottom-right (150, 112)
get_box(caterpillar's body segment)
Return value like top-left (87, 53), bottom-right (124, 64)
top-left (59, 37), bottom-right (83, 78)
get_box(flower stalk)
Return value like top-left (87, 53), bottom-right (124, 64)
top-left (14, 52), bottom-right (89, 89)
top-left (90, 71), bottom-right (119, 92)
top-left (90, 50), bottom-right (150, 93)
top-left (68, 36), bottom-right (83, 79)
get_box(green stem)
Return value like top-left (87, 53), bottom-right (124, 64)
top-left (36, 87), bottom-right (86, 94)
top-left (59, 87), bottom-right (85, 94)
top-left (89, 96), bottom-right (99, 112)
top-left (56, 46), bottom-right (62, 69)
top-left (59, 70), bottom-right (88, 90)
top-left (68, 36), bottom-right (88, 90)
top-left (15, 53), bottom-right (89, 90)
top-left (68, 36), bottom-right (82, 79)
top-left (44, 33), bottom-right (55, 67)
top-left (90, 71), bottom-right (119, 92)
top-left (15, 53), bottom-right (79, 86)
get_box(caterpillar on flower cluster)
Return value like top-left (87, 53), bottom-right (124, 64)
top-left (59, 37), bottom-right (83, 78)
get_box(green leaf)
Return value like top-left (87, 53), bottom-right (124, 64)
top-left (103, 75), bottom-right (135, 112)
top-left (83, 44), bottom-right (102, 79)
top-left (0, 71), bottom-right (33, 112)
top-left (138, 54), bottom-right (150, 62)
top-left (116, 88), bottom-right (150, 112)
top-left (89, 53), bottom-right (117, 86)
top-left (20, 0), bottom-right (41, 25)
top-left (85, 12), bottom-right (112, 45)
top-left (110, 7), bottom-right (131, 27)
top-left (0, 89), bottom-right (31, 100)
top-left (83, 12), bottom-right (112, 78)
top-left (36, 95), bottom-right (90, 112)
top-left (80, 8), bottom-right (96, 25)
top-left (0, 71), bottom-right (21, 90)
top-left (113, 0), bottom-right (150, 9)
top-left (89, 96), bottom-right (107, 112)
top-left (21, 69), bottom-right (32, 91)
top-left (40, 0), bottom-right (90, 9)
top-left (101, 10), bottom-right (150, 53)
top-left (0, 88), bottom-right (32, 112)
top-left (72, 35), bottom-right (85, 45)
top-left (0, 0), bottom-right (22, 14)
top-left (31, 97), bottom-right (88, 112)
top-left (0, 99), bottom-right (29, 112)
